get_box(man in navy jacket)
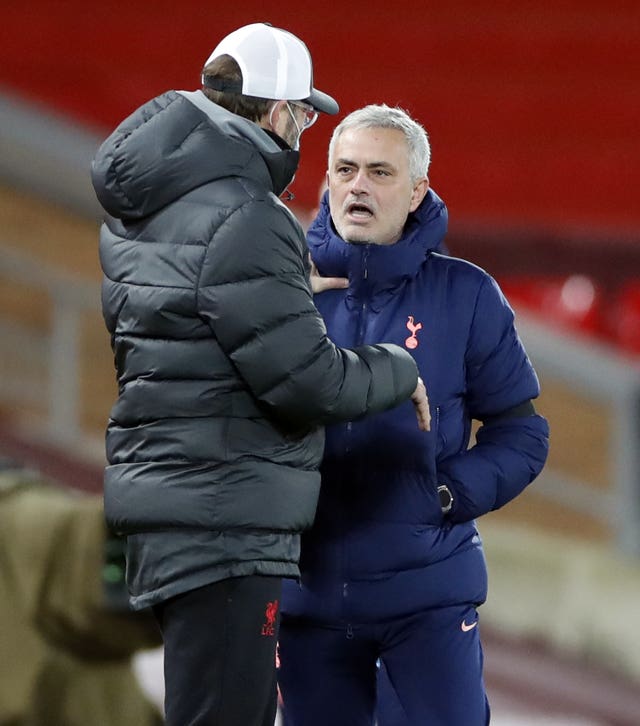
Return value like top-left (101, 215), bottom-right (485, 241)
top-left (278, 104), bottom-right (550, 725)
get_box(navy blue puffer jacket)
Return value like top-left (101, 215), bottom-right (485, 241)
top-left (282, 190), bottom-right (549, 622)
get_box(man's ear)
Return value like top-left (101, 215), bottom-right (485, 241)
top-left (409, 177), bottom-right (430, 212)
top-left (261, 100), bottom-right (287, 132)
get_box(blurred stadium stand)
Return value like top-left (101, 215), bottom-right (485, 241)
top-left (1, 2), bottom-right (640, 722)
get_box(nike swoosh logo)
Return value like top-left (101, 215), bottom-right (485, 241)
top-left (461, 619), bottom-right (478, 632)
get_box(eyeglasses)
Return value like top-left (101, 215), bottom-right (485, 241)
top-left (288, 101), bottom-right (318, 130)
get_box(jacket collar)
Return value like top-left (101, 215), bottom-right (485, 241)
top-left (179, 90), bottom-right (299, 197)
top-left (308, 189), bottom-right (448, 309)
top-left (92, 91), bottom-right (301, 219)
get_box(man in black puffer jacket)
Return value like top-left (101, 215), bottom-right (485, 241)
top-left (91, 22), bottom-right (429, 726)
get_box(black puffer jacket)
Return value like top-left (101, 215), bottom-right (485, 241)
top-left (91, 91), bottom-right (419, 609)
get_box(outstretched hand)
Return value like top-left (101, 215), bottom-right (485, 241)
top-left (412, 377), bottom-right (431, 431)
top-left (310, 262), bottom-right (348, 294)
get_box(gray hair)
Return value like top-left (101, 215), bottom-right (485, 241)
top-left (328, 104), bottom-right (431, 183)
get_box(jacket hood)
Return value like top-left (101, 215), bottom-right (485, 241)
top-left (308, 188), bottom-right (448, 303)
top-left (91, 90), bottom-right (299, 220)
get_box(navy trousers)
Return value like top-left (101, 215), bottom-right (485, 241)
top-left (278, 603), bottom-right (490, 726)
top-left (153, 575), bottom-right (282, 726)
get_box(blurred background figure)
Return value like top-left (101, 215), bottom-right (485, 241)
top-left (0, 456), bottom-right (162, 726)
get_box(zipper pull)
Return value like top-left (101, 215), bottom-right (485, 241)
top-left (363, 245), bottom-right (370, 280)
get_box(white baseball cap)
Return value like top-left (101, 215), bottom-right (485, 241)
top-left (202, 22), bottom-right (339, 115)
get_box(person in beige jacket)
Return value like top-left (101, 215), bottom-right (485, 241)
top-left (0, 457), bottom-right (162, 725)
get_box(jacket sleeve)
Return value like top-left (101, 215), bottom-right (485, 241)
top-left (197, 199), bottom-right (418, 428)
top-left (437, 276), bottom-right (550, 523)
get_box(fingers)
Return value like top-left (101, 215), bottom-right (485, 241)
top-left (414, 399), bottom-right (431, 431)
top-left (310, 261), bottom-right (348, 293)
top-left (411, 377), bottom-right (431, 431)
top-left (316, 277), bottom-right (349, 293)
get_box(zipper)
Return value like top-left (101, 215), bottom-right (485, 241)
top-left (345, 421), bottom-right (353, 454)
top-left (356, 299), bottom-right (367, 345)
top-left (343, 247), bottom-right (369, 646)
top-left (362, 246), bottom-right (370, 281)
top-left (343, 583), bottom-right (353, 640)
top-left (356, 246), bottom-right (370, 345)
top-left (434, 405), bottom-right (445, 455)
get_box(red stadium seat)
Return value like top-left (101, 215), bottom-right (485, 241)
top-left (609, 280), bottom-right (640, 356)
top-left (498, 274), bottom-right (606, 338)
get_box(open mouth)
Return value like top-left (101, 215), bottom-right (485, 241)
top-left (346, 202), bottom-right (374, 218)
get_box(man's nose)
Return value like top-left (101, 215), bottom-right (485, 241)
top-left (349, 170), bottom-right (370, 195)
